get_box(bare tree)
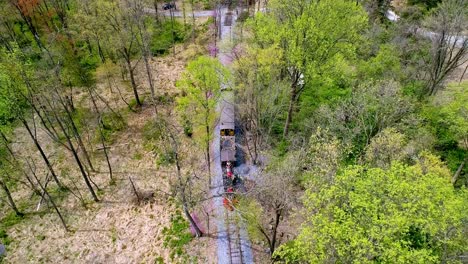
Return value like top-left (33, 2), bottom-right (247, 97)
top-left (31, 169), bottom-right (68, 231)
top-left (127, 0), bottom-right (158, 113)
top-left (424, 0), bottom-right (468, 96)
top-left (0, 179), bottom-right (22, 216)
top-left (244, 152), bottom-right (301, 255)
top-left (101, 0), bottom-right (143, 107)
top-left (88, 87), bottom-right (113, 181)
top-left (165, 121), bottom-right (204, 237)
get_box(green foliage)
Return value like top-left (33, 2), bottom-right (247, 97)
top-left (133, 152), bottom-right (143, 160)
top-left (237, 11), bottom-right (250, 23)
top-left (275, 154), bottom-right (468, 263)
top-left (143, 119), bottom-right (163, 153)
top-left (436, 82), bottom-right (468, 147)
top-left (182, 117), bottom-right (193, 137)
top-left (234, 45), bottom-right (289, 142)
top-left (176, 55), bottom-right (230, 147)
top-left (99, 112), bottom-right (127, 144)
top-left (150, 20), bottom-right (188, 56)
top-left (237, 198), bottom-right (265, 243)
top-left (421, 82), bottom-right (467, 182)
top-left (0, 49), bottom-right (30, 129)
top-left (408, 0), bottom-right (442, 9)
top-left (312, 81), bottom-right (413, 159)
top-left (128, 96), bottom-right (145, 111)
top-left (162, 210), bottom-right (192, 261)
top-left (142, 119), bottom-right (175, 166)
top-left (196, 0), bottom-right (213, 9)
top-left (275, 140), bottom-right (289, 157)
top-left (70, 107), bottom-right (93, 134)
top-left (248, 0), bottom-right (368, 136)
top-left (357, 44), bottom-right (402, 82)
top-left (0, 211), bottom-right (24, 245)
top-left (302, 128), bottom-right (345, 185)
top-left (364, 128), bottom-right (408, 168)
top-left (156, 149), bottom-right (176, 166)
top-left (35, 235), bottom-right (46, 241)
top-left (60, 46), bottom-right (100, 87)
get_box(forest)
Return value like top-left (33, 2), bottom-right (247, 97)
top-left (0, 0), bottom-right (467, 263)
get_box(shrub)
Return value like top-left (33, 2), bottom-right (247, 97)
top-left (162, 210), bottom-right (192, 261)
top-left (99, 112), bottom-right (127, 144)
top-left (151, 20), bottom-right (189, 56)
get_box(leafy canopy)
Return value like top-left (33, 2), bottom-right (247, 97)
top-left (176, 55), bottom-right (230, 142)
top-left (275, 153), bottom-right (468, 263)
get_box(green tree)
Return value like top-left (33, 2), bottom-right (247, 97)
top-left (176, 56), bottom-right (230, 186)
top-left (234, 45), bottom-right (289, 163)
top-left (428, 81), bottom-right (468, 185)
top-left (408, 0), bottom-right (442, 9)
top-left (312, 81), bottom-right (412, 157)
top-left (275, 153), bottom-right (468, 263)
top-left (253, 0), bottom-right (368, 137)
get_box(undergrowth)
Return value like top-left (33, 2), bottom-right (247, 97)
top-left (162, 210), bottom-right (192, 261)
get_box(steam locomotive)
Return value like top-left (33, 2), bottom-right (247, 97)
top-left (220, 101), bottom-right (239, 210)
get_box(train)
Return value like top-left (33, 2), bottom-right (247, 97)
top-left (220, 101), bottom-right (239, 211)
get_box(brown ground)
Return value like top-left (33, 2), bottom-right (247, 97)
top-left (0, 16), bottom-right (217, 263)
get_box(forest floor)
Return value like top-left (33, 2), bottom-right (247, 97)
top-left (0, 15), bottom-right (216, 264)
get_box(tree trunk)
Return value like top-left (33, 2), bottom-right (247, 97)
top-left (181, 0), bottom-right (187, 30)
top-left (31, 169), bottom-right (68, 231)
top-left (96, 37), bottom-right (105, 63)
top-left (62, 96), bottom-right (95, 172)
top-left (270, 208), bottom-right (282, 254)
top-left (14, 6), bottom-right (44, 49)
top-left (0, 132), bottom-right (41, 196)
top-left (205, 117), bottom-right (211, 187)
top-left (124, 56), bottom-right (142, 107)
top-left (452, 161), bottom-right (465, 185)
top-left (50, 108), bottom-right (99, 202)
top-left (170, 130), bottom-right (203, 237)
top-left (136, 12), bottom-right (158, 114)
top-left (190, 0), bottom-right (196, 42)
top-left (88, 88), bottom-right (113, 181)
top-left (183, 204), bottom-right (203, 237)
top-left (168, 6), bottom-right (176, 56)
top-left (283, 86), bottom-right (296, 138)
top-left (0, 179), bottom-right (23, 216)
top-left (153, 0), bottom-right (160, 23)
top-left (142, 53), bottom-right (158, 114)
top-left (21, 119), bottom-right (63, 188)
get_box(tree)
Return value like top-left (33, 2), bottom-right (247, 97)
top-left (166, 121), bottom-right (204, 237)
top-left (253, 0), bottom-right (368, 137)
top-left (243, 151), bottom-right (300, 255)
top-left (312, 80), bottom-right (412, 157)
top-left (0, 145), bottom-right (23, 216)
top-left (234, 45), bottom-right (289, 163)
top-left (364, 128), bottom-right (408, 169)
top-left (125, 0), bottom-right (158, 112)
top-left (408, 0), bottom-right (442, 10)
top-left (0, 49), bottom-right (63, 188)
top-left (303, 128), bottom-right (346, 185)
top-left (275, 153), bottom-right (468, 263)
top-left (430, 82), bottom-right (468, 185)
top-left (97, 0), bottom-right (143, 107)
top-left (357, 0), bottom-right (392, 23)
top-left (423, 0), bottom-right (468, 96)
top-left (177, 56), bottom-right (230, 186)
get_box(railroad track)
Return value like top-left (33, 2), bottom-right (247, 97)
top-left (225, 210), bottom-right (244, 264)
